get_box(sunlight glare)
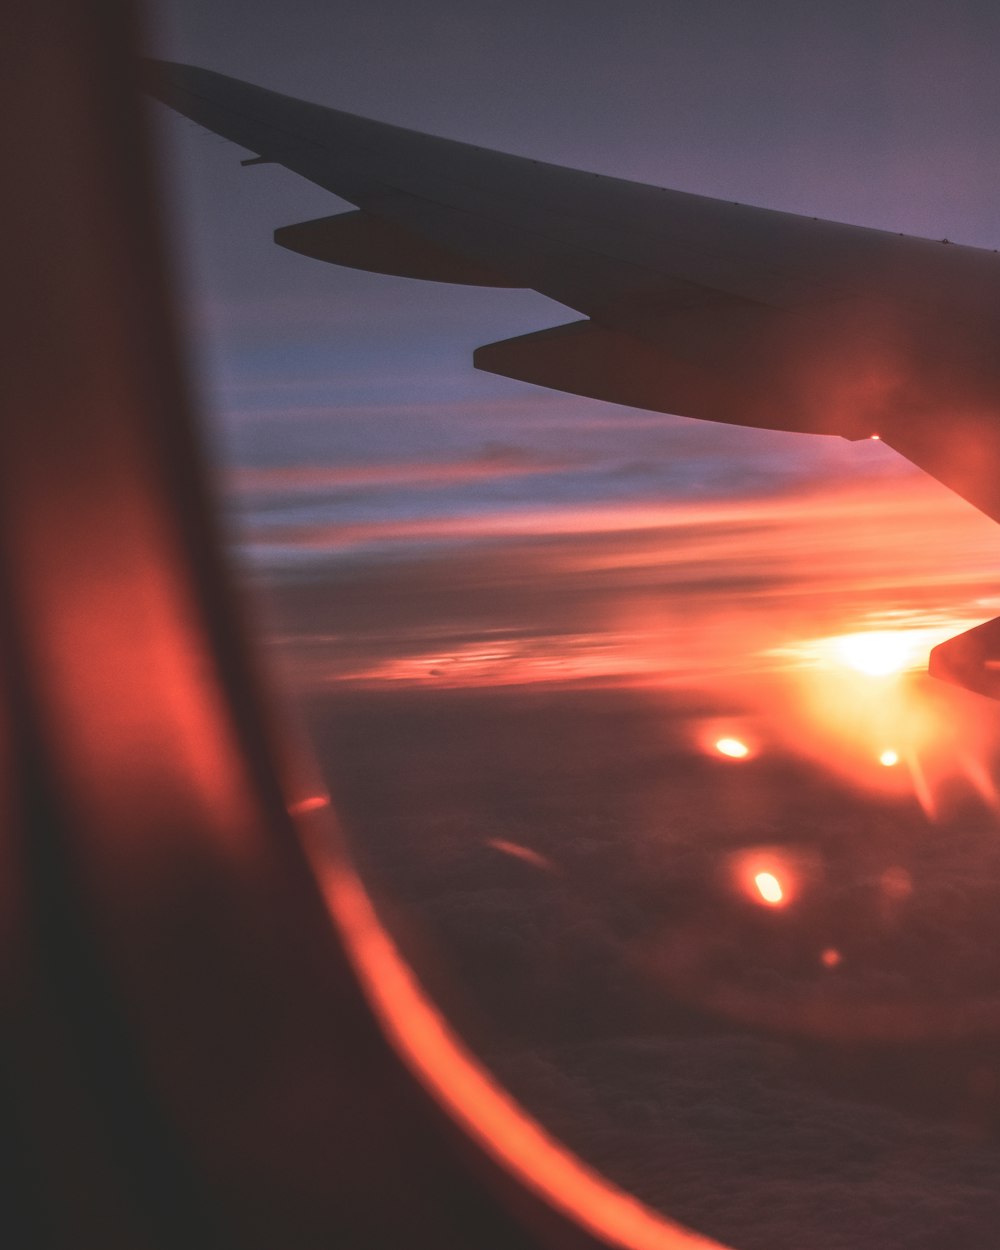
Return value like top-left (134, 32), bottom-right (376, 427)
top-left (715, 736), bottom-right (750, 760)
top-left (834, 630), bottom-right (915, 677)
top-left (879, 749), bottom-right (899, 767)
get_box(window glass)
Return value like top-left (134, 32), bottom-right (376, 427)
top-left (150, 7), bottom-right (1000, 1246)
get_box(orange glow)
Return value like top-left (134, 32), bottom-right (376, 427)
top-left (729, 848), bottom-right (806, 908)
top-left (487, 838), bottom-right (555, 873)
top-left (772, 618), bottom-right (999, 809)
top-left (881, 866), bottom-right (913, 900)
top-left (302, 823), bottom-right (723, 1250)
top-left (286, 468), bottom-right (999, 697)
top-left (753, 871), bottom-right (784, 905)
top-left (715, 737), bottom-right (750, 760)
top-left (957, 752), bottom-right (1000, 809)
top-left (821, 947), bottom-right (842, 968)
top-left (264, 445), bottom-right (1000, 821)
top-left (288, 794), bottom-right (330, 815)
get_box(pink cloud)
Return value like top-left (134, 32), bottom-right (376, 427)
top-left (226, 446), bottom-right (574, 495)
top-left (254, 468), bottom-right (1000, 694)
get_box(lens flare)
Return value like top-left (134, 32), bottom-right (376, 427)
top-left (753, 871), bottom-right (784, 905)
top-left (879, 749), bottom-right (899, 767)
top-left (715, 737), bottom-right (749, 759)
top-left (730, 848), bottom-right (805, 908)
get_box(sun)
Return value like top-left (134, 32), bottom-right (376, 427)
top-left (833, 630), bottom-right (916, 677)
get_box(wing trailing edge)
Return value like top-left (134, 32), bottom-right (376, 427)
top-left (474, 319), bottom-right (873, 438)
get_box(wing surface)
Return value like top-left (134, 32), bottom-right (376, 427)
top-left (145, 61), bottom-right (1000, 524)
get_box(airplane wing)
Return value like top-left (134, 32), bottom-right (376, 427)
top-left (145, 60), bottom-right (1000, 522)
top-left (145, 61), bottom-right (1000, 692)
top-left (146, 58), bottom-right (1000, 522)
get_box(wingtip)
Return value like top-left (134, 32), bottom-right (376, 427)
top-left (138, 56), bottom-right (188, 102)
top-left (137, 58), bottom-right (227, 105)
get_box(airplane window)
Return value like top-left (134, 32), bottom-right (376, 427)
top-left (149, 7), bottom-right (1000, 1248)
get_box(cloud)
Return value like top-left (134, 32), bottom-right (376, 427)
top-left (224, 443), bottom-right (576, 497)
top-left (233, 446), bottom-right (988, 558)
top-left (236, 467), bottom-right (998, 695)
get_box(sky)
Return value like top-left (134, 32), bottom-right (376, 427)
top-left (142, 5), bottom-right (1000, 1245)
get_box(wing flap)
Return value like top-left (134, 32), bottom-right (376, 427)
top-left (475, 318), bottom-right (879, 438)
top-left (274, 211), bottom-right (520, 286)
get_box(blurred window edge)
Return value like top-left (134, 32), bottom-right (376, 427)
top-left (1, 2), bottom-right (727, 1248)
